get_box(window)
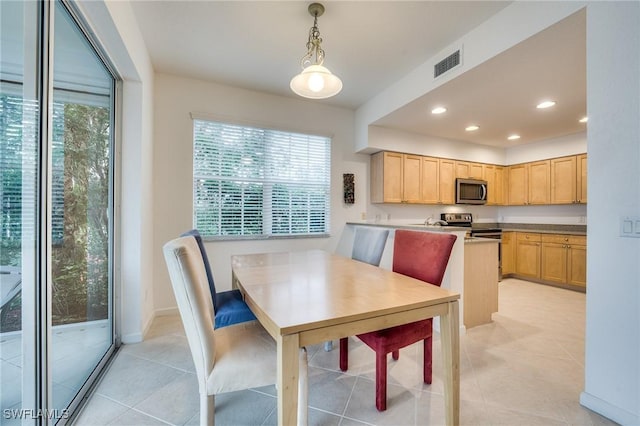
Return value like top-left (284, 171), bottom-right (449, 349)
top-left (193, 120), bottom-right (331, 238)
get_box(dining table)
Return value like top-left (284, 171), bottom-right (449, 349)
top-left (231, 249), bottom-right (460, 425)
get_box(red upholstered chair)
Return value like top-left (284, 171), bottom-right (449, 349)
top-left (339, 229), bottom-right (457, 411)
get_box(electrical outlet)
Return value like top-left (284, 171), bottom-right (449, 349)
top-left (620, 216), bottom-right (640, 238)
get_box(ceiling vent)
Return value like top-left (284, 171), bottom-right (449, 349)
top-left (434, 48), bottom-right (461, 78)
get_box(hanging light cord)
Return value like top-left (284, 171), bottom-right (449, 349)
top-left (301, 14), bottom-right (325, 68)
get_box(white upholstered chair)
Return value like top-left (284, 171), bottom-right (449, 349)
top-left (163, 236), bottom-right (307, 425)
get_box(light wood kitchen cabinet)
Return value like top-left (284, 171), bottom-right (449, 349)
top-left (541, 234), bottom-right (586, 288)
top-left (516, 233), bottom-right (541, 278)
top-left (438, 159), bottom-right (456, 204)
top-left (371, 151), bottom-right (421, 203)
top-left (501, 231), bottom-right (516, 275)
top-left (455, 161), bottom-right (483, 179)
top-left (550, 154), bottom-right (588, 204)
top-left (508, 161), bottom-right (550, 205)
top-left (551, 156), bottom-right (577, 204)
top-left (403, 154), bottom-right (422, 203)
top-left (484, 165), bottom-right (506, 205)
top-left (508, 164), bottom-right (528, 205)
top-left (528, 160), bottom-right (550, 204)
top-left (577, 153), bottom-right (587, 203)
top-left (421, 156), bottom-right (456, 205)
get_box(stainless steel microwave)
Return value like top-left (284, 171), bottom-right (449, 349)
top-left (456, 178), bottom-right (487, 204)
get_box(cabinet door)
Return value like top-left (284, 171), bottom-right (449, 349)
top-left (551, 156), bottom-right (577, 204)
top-left (382, 152), bottom-right (403, 203)
top-left (495, 166), bottom-right (505, 205)
top-left (484, 165), bottom-right (496, 205)
top-left (421, 156), bottom-right (439, 204)
top-left (501, 231), bottom-right (516, 275)
top-left (469, 162), bottom-right (484, 179)
top-left (577, 153), bottom-right (587, 204)
top-left (568, 244), bottom-right (587, 287)
top-left (528, 160), bottom-right (550, 204)
top-left (508, 164), bottom-right (528, 205)
top-left (516, 233), bottom-right (541, 278)
top-left (439, 159), bottom-right (456, 204)
top-left (402, 154), bottom-right (422, 203)
top-left (541, 242), bottom-right (567, 283)
top-left (455, 161), bottom-right (470, 179)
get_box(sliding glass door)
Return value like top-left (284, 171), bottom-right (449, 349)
top-left (1, 1), bottom-right (117, 423)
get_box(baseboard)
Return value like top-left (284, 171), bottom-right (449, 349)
top-left (155, 307), bottom-right (179, 316)
top-left (580, 391), bottom-right (639, 425)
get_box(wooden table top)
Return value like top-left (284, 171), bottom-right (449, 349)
top-left (231, 250), bottom-right (460, 336)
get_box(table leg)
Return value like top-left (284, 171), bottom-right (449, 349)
top-left (440, 300), bottom-right (460, 426)
top-left (277, 333), bottom-right (300, 426)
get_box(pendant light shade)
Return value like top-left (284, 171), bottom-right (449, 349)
top-left (290, 3), bottom-right (343, 99)
top-left (290, 64), bottom-right (343, 99)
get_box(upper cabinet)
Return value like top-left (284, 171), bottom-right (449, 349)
top-left (484, 164), bottom-right (506, 205)
top-left (455, 161), bottom-right (484, 179)
top-left (550, 154), bottom-right (588, 204)
top-left (371, 151), bottom-right (422, 204)
top-left (371, 151), bottom-right (586, 206)
top-left (577, 153), bottom-right (587, 204)
top-left (507, 160), bottom-right (550, 205)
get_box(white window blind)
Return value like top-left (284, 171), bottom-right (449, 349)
top-left (193, 119), bottom-right (331, 238)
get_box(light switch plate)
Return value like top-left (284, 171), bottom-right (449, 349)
top-left (620, 216), bottom-right (640, 238)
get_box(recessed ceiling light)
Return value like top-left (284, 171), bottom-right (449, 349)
top-left (465, 125), bottom-right (479, 132)
top-left (507, 134), bottom-right (521, 141)
top-left (431, 106), bottom-right (447, 115)
top-left (536, 100), bottom-right (556, 109)
top-left (579, 116), bottom-right (588, 123)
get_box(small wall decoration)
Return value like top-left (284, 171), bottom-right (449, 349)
top-left (343, 173), bottom-right (355, 204)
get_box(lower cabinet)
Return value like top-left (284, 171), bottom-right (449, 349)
top-left (503, 231), bottom-right (587, 290)
top-left (501, 231), bottom-right (516, 275)
top-left (515, 233), bottom-right (541, 278)
top-left (541, 235), bottom-right (587, 288)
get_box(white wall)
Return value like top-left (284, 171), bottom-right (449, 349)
top-left (77, 1), bottom-right (155, 343)
top-left (152, 73), bottom-right (366, 313)
top-left (580, 3), bottom-right (640, 424)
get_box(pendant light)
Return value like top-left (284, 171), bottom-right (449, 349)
top-left (290, 3), bottom-right (343, 99)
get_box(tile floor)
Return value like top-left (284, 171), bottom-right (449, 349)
top-left (73, 279), bottom-right (617, 426)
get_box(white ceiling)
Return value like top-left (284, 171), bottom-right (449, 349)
top-left (130, 1), bottom-right (586, 148)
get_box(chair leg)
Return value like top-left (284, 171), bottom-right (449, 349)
top-left (339, 337), bottom-right (349, 371)
top-left (392, 349), bottom-right (399, 360)
top-left (200, 393), bottom-right (214, 425)
top-left (424, 336), bottom-right (433, 384)
top-left (375, 352), bottom-right (387, 411)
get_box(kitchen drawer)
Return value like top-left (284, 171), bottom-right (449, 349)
top-left (517, 232), bottom-right (541, 242)
top-left (541, 234), bottom-right (586, 245)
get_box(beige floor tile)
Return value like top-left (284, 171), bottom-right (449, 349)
top-left (74, 278), bottom-right (606, 426)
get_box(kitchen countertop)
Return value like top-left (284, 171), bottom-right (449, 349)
top-left (347, 221), bottom-right (587, 236)
top-left (346, 221), bottom-right (469, 232)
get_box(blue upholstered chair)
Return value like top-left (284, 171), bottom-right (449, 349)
top-left (180, 229), bottom-right (256, 329)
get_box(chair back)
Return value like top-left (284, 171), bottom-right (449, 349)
top-left (181, 229), bottom-right (218, 309)
top-left (392, 230), bottom-right (457, 286)
top-left (163, 236), bottom-right (216, 391)
top-left (351, 227), bottom-right (390, 266)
